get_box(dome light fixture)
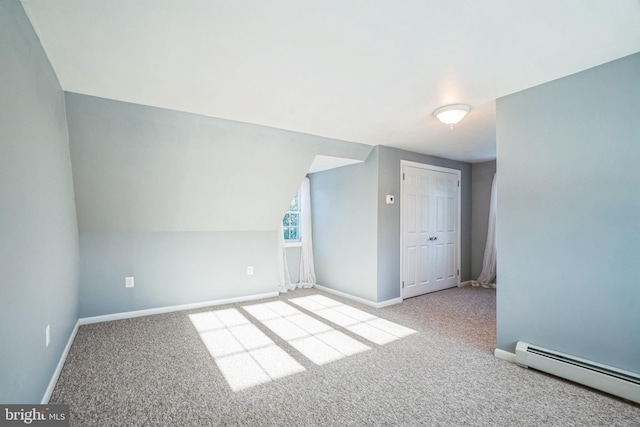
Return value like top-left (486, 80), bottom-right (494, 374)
top-left (433, 104), bottom-right (471, 128)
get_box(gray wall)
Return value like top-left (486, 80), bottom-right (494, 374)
top-left (80, 231), bottom-right (278, 316)
top-left (0, 1), bottom-right (80, 403)
top-left (311, 145), bottom-right (472, 303)
top-left (471, 160), bottom-right (496, 279)
top-left (65, 93), bottom-right (371, 317)
top-left (310, 149), bottom-right (379, 301)
top-left (496, 52), bottom-right (640, 372)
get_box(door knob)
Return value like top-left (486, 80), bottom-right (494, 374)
top-left (429, 236), bottom-right (438, 241)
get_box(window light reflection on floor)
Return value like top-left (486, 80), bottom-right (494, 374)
top-left (288, 295), bottom-right (417, 345)
top-left (189, 296), bottom-right (417, 392)
top-left (189, 308), bottom-right (305, 392)
top-left (242, 301), bottom-right (370, 365)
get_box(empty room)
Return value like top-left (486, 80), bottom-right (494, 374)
top-left (1, 1), bottom-right (639, 425)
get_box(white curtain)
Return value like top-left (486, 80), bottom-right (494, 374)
top-left (277, 222), bottom-right (293, 292)
top-left (473, 173), bottom-right (497, 288)
top-left (279, 177), bottom-right (315, 292)
top-left (297, 177), bottom-right (316, 287)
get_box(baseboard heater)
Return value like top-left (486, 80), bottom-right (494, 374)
top-left (515, 341), bottom-right (640, 404)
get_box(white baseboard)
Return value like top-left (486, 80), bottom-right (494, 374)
top-left (313, 284), bottom-right (402, 308)
top-left (494, 348), bottom-right (516, 363)
top-left (41, 320), bottom-right (79, 404)
top-left (78, 291), bottom-right (279, 325)
top-left (458, 280), bottom-right (474, 287)
top-left (375, 297), bottom-right (403, 308)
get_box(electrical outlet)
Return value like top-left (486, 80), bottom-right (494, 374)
top-left (45, 325), bottom-right (50, 348)
top-left (247, 266), bottom-right (254, 276)
top-left (125, 276), bottom-right (134, 288)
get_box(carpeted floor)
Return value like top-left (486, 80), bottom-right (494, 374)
top-left (51, 286), bottom-right (640, 426)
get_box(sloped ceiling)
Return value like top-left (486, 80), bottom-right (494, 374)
top-left (21, 0), bottom-right (640, 163)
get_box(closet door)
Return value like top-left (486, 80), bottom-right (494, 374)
top-left (402, 163), bottom-right (459, 299)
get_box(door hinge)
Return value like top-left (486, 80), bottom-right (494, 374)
top-left (458, 180), bottom-right (460, 187)
top-left (402, 281), bottom-right (405, 288)
top-left (457, 269), bottom-right (460, 276)
top-left (403, 173), bottom-right (405, 181)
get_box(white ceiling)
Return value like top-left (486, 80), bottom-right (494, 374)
top-left (22, 0), bottom-right (640, 163)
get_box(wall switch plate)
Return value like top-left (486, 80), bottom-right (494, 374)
top-left (247, 266), bottom-right (254, 276)
top-left (125, 276), bottom-right (134, 288)
top-left (386, 195), bottom-right (395, 204)
top-left (45, 325), bottom-right (50, 348)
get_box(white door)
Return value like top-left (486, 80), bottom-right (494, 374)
top-left (402, 163), bottom-right (459, 299)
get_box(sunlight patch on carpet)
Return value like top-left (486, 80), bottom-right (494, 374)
top-left (189, 296), bottom-right (416, 392)
top-left (243, 301), bottom-right (370, 365)
top-left (289, 295), bottom-right (417, 345)
top-left (189, 308), bottom-right (305, 391)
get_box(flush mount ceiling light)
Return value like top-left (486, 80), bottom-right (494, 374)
top-left (433, 104), bottom-right (471, 128)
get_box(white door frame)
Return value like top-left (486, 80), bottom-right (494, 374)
top-left (400, 160), bottom-right (462, 299)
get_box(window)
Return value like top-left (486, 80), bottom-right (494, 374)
top-left (283, 189), bottom-right (300, 243)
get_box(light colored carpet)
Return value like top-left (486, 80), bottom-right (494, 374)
top-left (51, 286), bottom-right (640, 426)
